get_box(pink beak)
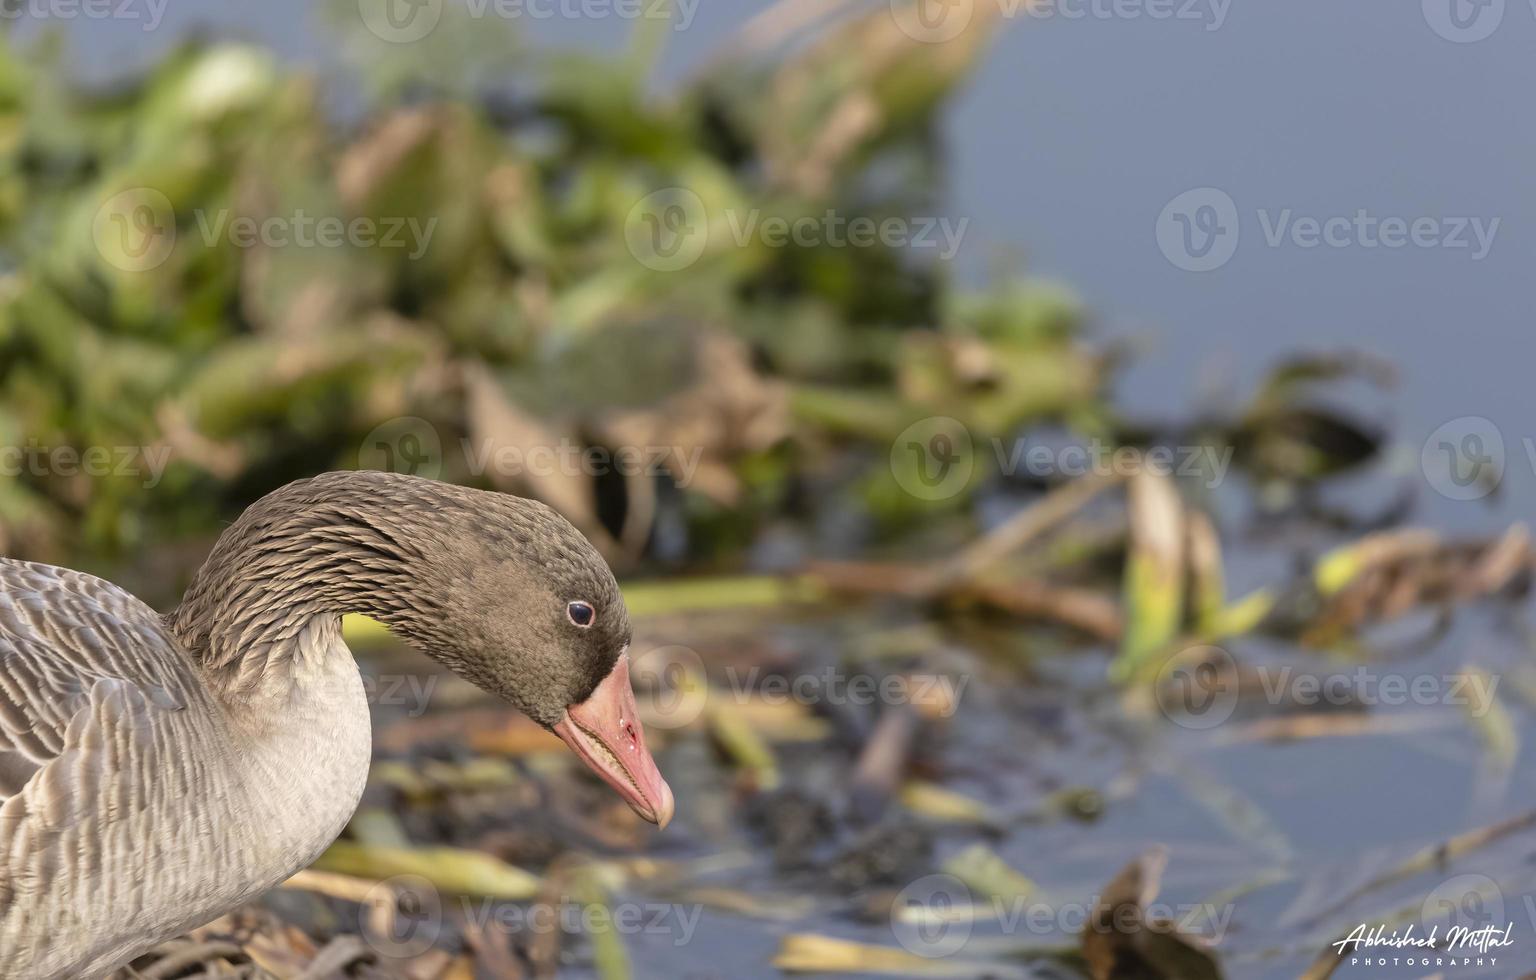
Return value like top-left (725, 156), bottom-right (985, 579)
top-left (552, 654), bottom-right (675, 828)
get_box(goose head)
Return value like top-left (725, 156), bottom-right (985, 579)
top-left (395, 487), bottom-right (675, 829)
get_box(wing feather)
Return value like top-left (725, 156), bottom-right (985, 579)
top-left (0, 558), bottom-right (201, 809)
top-left (0, 559), bottom-right (211, 941)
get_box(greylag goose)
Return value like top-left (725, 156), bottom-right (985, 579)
top-left (0, 470), bottom-right (673, 979)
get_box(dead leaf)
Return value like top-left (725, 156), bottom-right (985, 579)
top-left (1081, 847), bottom-right (1223, 980)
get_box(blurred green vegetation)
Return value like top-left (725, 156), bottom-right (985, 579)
top-left (0, 2), bottom-right (1392, 605)
top-left (0, 3), bottom-right (1115, 579)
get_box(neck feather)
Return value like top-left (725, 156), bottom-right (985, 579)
top-left (167, 481), bottom-right (442, 702)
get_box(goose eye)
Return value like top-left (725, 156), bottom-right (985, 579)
top-left (566, 601), bottom-right (596, 627)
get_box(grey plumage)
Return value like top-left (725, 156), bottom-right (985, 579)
top-left (0, 471), bottom-right (633, 978)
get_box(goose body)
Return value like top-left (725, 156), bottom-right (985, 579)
top-left (0, 472), bottom-right (672, 978)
